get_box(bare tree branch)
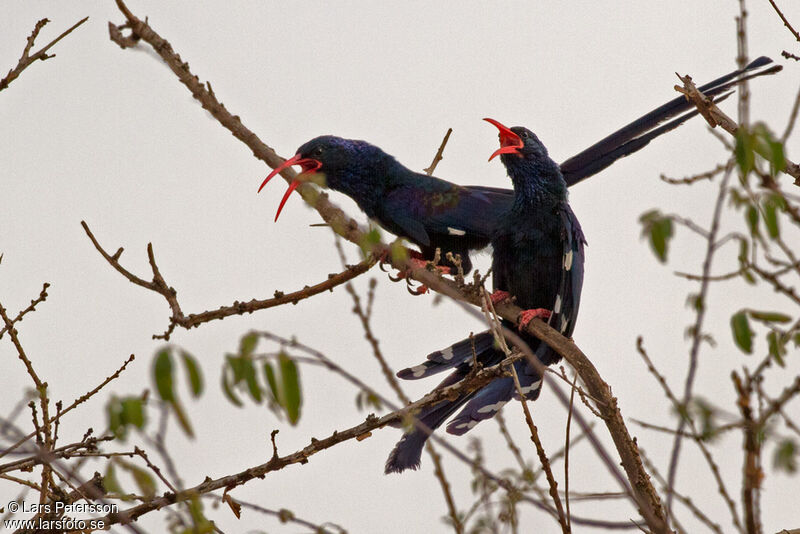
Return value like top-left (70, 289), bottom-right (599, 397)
top-left (0, 17), bottom-right (89, 92)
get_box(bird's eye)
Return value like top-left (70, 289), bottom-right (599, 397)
top-left (313, 146), bottom-right (324, 157)
top-left (520, 131), bottom-right (529, 139)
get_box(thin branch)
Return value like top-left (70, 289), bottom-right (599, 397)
top-left (337, 239), bottom-right (462, 534)
top-left (765, 0), bottom-right (800, 42)
top-left (666, 163), bottom-right (733, 518)
top-left (204, 494), bottom-right (346, 534)
top-left (564, 371), bottom-right (578, 533)
top-left (1, 354), bottom-right (134, 461)
top-left (675, 72), bottom-right (800, 185)
top-left (732, 372), bottom-right (760, 534)
top-left (0, 283), bottom-right (50, 340)
top-left (781, 84), bottom-right (800, 143)
top-left (424, 128), bottom-right (453, 175)
top-left (82, 220), bottom-right (376, 340)
top-left (636, 338), bottom-right (743, 533)
top-left (660, 163), bottom-right (728, 185)
top-left (0, 17), bottom-right (89, 92)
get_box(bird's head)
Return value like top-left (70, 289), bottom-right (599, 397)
top-left (258, 135), bottom-right (389, 221)
top-left (483, 118), bottom-right (565, 200)
top-left (483, 118), bottom-right (549, 162)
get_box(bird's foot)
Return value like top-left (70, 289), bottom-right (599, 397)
top-left (489, 290), bottom-right (511, 306)
top-left (518, 308), bottom-right (552, 330)
top-left (407, 282), bottom-right (429, 295)
top-left (378, 249), bottom-right (394, 273)
top-left (409, 257), bottom-right (451, 275)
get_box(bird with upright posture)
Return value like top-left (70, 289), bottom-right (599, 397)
top-left (385, 118), bottom-right (585, 473)
top-left (259, 57), bottom-right (776, 276)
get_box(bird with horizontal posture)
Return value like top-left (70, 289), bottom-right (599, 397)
top-left (385, 118), bottom-right (585, 473)
top-left (259, 57), bottom-right (777, 276)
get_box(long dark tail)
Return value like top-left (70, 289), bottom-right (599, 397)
top-left (561, 56), bottom-right (780, 186)
top-left (384, 387), bottom-right (474, 474)
top-left (447, 359), bottom-right (543, 436)
top-left (396, 331), bottom-right (495, 381)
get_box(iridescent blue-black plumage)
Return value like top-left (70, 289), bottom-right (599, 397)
top-left (386, 124), bottom-right (586, 474)
top-left (265, 58), bottom-right (775, 277)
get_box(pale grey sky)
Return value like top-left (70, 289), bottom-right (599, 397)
top-left (2, 2), bottom-right (799, 532)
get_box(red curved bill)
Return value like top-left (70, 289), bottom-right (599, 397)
top-left (483, 118), bottom-right (523, 161)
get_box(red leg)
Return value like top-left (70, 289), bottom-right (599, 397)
top-left (490, 290), bottom-right (511, 305)
top-left (518, 308), bottom-right (552, 330)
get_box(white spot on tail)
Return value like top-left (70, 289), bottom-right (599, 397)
top-left (553, 294), bottom-right (562, 314)
top-left (518, 380), bottom-right (542, 395)
top-left (448, 227), bottom-right (466, 236)
top-left (477, 400), bottom-right (507, 414)
top-left (564, 250), bottom-right (573, 271)
top-left (411, 365), bottom-right (428, 378)
top-left (440, 347), bottom-right (454, 360)
top-left (455, 420), bottom-right (479, 431)
top-left (560, 316), bottom-right (569, 333)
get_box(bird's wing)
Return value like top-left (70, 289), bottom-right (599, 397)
top-left (547, 205), bottom-right (586, 339)
top-left (382, 180), bottom-right (513, 243)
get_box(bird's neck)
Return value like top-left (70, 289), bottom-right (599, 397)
top-left (506, 157), bottom-right (567, 211)
top-left (327, 155), bottom-right (409, 216)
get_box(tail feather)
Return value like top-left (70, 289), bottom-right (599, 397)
top-left (561, 56), bottom-right (779, 186)
top-left (385, 384), bottom-right (475, 474)
top-left (446, 360), bottom-right (543, 436)
top-left (396, 331), bottom-right (495, 380)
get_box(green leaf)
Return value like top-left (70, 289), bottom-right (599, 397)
top-left (221, 365), bottom-right (244, 407)
top-left (766, 331), bottom-right (786, 367)
top-left (107, 396), bottom-right (146, 440)
top-left (180, 350), bottom-right (203, 397)
top-left (243, 358), bottom-right (263, 403)
top-left (389, 240), bottom-right (409, 264)
top-left (153, 348), bottom-right (175, 402)
top-left (264, 362), bottom-right (279, 404)
top-left (686, 293), bottom-right (704, 312)
top-left (103, 463), bottom-right (124, 497)
top-left (185, 497), bottom-right (215, 534)
top-left (735, 128), bottom-right (756, 179)
top-left (767, 137), bottom-right (786, 175)
top-left (127, 464), bottom-right (157, 498)
top-left (170, 399), bottom-right (194, 438)
top-left (731, 311), bottom-right (753, 354)
top-left (748, 310), bottom-right (791, 323)
top-left (240, 332), bottom-right (259, 358)
top-left (690, 398), bottom-right (718, 441)
top-left (639, 210), bottom-right (673, 263)
top-left (120, 397), bottom-right (145, 429)
top-left (774, 439), bottom-right (797, 473)
top-left (745, 205), bottom-right (760, 237)
top-left (279, 353), bottom-right (302, 425)
top-left (762, 199), bottom-right (779, 239)
top-left (355, 390), bottom-right (382, 411)
top-left (359, 227), bottom-right (382, 258)
top-left (226, 354), bottom-right (246, 382)
top-left (752, 122), bottom-right (786, 176)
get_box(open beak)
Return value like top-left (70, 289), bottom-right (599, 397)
top-left (258, 154), bottom-right (322, 221)
top-left (483, 118), bottom-right (523, 161)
